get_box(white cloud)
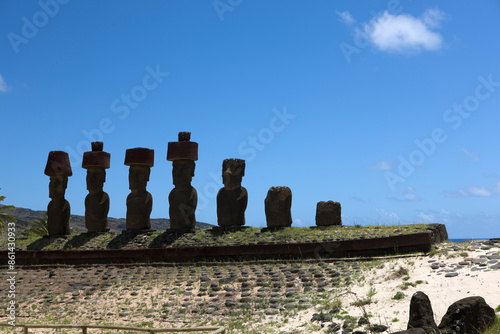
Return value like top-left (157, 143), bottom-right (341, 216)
top-left (336, 10), bottom-right (355, 25)
top-left (366, 160), bottom-right (392, 171)
top-left (362, 9), bottom-right (444, 53)
top-left (467, 186), bottom-right (492, 197)
top-left (0, 74), bottom-right (9, 93)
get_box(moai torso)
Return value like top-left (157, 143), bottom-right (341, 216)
top-left (85, 191), bottom-right (110, 231)
top-left (47, 198), bottom-right (70, 235)
top-left (169, 186), bottom-right (197, 230)
top-left (126, 190), bottom-right (152, 230)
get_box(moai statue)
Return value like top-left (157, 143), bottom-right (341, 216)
top-left (217, 159), bottom-right (247, 227)
top-left (44, 151), bottom-right (72, 236)
top-left (82, 142), bottom-right (110, 232)
top-left (124, 147), bottom-right (154, 231)
top-left (315, 201), bottom-right (342, 227)
top-left (167, 132), bottom-right (198, 232)
top-left (265, 186), bottom-right (292, 228)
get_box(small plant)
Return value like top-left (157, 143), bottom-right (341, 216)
top-left (496, 305), bottom-right (500, 313)
top-left (392, 292), bottom-right (406, 300)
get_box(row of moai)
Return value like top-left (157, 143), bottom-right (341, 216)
top-left (44, 132), bottom-right (342, 236)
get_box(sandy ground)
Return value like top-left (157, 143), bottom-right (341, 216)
top-left (1, 239), bottom-right (499, 333)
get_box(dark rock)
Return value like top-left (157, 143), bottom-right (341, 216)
top-left (444, 272), bottom-right (458, 277)
top-left (370, 325), bottom-right (388, 332)
top-left (407, 291), bottom-right (438, 333)
top-left (438, 296), bottom-right (495, 334)
top-left (316, 201), bottom-right (342, 226)
top-left (391, 329), bottom-right (426, 334)
top-left (264, 186), bottom-right (292, 227)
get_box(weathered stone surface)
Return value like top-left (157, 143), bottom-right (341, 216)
top-left (217, 158), bottom-right (247, 227)
top-left (83, 142), bottom-right (110, 232)
top-left (391, 329), bottom-right (426, 334)
top-left (125, 148), bottom-right (154, 230)
top-left (315, 201), bottom-right (342, 226)
top-left (438, 296), bottom-right (495, 334)
top-left (167, 132), bottom-right (198, 232)
top-left (407, 291), bottom-right (438, 334)
top-left (45, 151), bottom-right (72, 236)
top-left (265, 186), bottom-right (292, 227)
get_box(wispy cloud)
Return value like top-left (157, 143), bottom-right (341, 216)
top-left (468, 186), bottom-right (492, 197)
top-left (349, 196), bottom-right (366, 204)
top-left (360, 9), bottom-right (445, 53)
top-left (444, 184), bottom-right (497, 198)
top-left (494, 182), bottom-right (500, 195)
top-left (0, 74), bottom-right (10, 93)
top-left (366, 160), bottom-right (392, 171)
top-left (336, 10), bottom-right (355, 25)
top-left (389, 186), bottom-right (420, 202)
top-left (376, 208), bottom-right (400, 223)
top-left (460, 147), bottom-right (480, 162)
top-left (443, 189), bottom-right (469, 198)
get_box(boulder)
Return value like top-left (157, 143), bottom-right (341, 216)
top-left (407, 291), bottom-right (438, 334)
top-left (438, 296), bottom-right (495, 334)
top-left (391, 329), bottom-right (426, 334)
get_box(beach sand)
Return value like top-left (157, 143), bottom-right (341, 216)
top-left (1, 239), bottom-right (498, 333)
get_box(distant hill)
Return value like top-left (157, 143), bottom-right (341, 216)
top-left (0, 205), bottom-right (215, 234)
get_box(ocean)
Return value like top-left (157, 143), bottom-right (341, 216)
top-left (449, 238), bottom-right (490, 242)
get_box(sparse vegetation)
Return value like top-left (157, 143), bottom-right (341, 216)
top-left (392, 292), bottom-right (406, 300)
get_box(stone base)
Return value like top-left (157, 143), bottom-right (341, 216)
top-left (310, 225), bottom-right (342, 230)
top-left (86, 230), bottom-right (111, 235)
top-left (261, 226), bottom-right (291, 233)
top-left (121, 229), bottom-right (155, 235)
top-left (211, 226), bottom-right (249, 234)
top-left (166, 227), bottom-right (195, 234)
top-left (43, 234), bottom-right (69, 239)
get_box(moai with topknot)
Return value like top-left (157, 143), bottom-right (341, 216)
top-left (167, 132), bottom-right (198, 232)
top-left (82, 142), bottom-right (111, 232)
top-left (217, 158), bottom-right (248, 228)
top-left (264, 186), bottom-right (292, 229)
top-left (124, 147), bottom-right (154, 231)
top-left (45, 151), bottom-right (72, 236)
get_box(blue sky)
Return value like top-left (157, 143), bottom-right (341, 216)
top-left (1, 0), bottom-right (499, 238)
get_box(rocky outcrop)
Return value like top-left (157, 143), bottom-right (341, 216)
top-left (438, 296), bottom-right (496, 334)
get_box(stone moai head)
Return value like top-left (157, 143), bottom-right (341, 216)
top-left (167, 131), bottom-right (198, 188)
top-left (45, 151), bottom-right (72, 199)
top-left (124, 147), bottom-right (154, 191)
top-left (222, 158), bottom-right (245, 190)
top-left (315, 201), bottom-right (342, 226)
top-left (265, 186), bottom-right (292, 227)
top-left (82, 142), bottom-right (110, 192)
